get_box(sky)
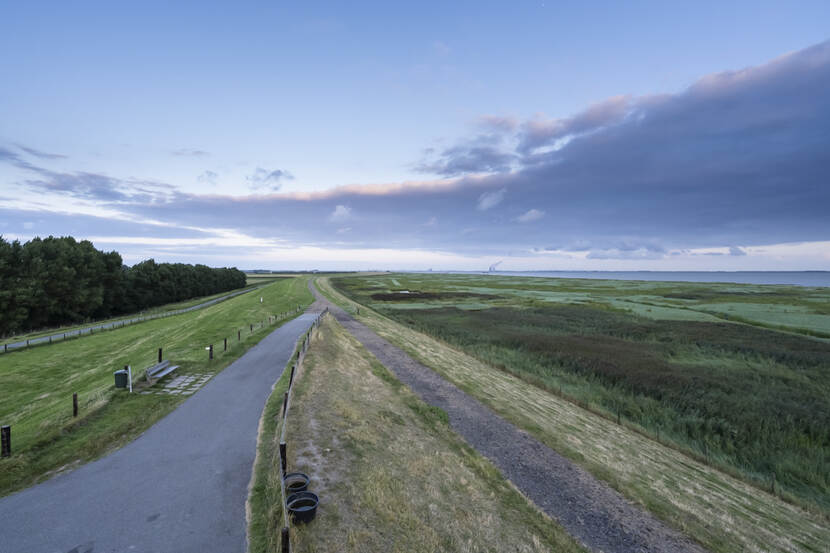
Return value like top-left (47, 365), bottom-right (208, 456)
top-left (1, 1), bottom-right (829, 271)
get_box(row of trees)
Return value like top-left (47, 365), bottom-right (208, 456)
top-left (0, 236), bottom-right (247, 337)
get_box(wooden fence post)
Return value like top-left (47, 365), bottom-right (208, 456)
top-left (1, 425), bottom-right (10, 457)
top-left (158, 348), bottom-right (163, 363)
top-left (73, 393), bottom-right (78, 417)
top-left (224, 338), bottom-right (227, 351)
top-left (209, 345), bottom-right (214, 360)
top-left (279, 441), bottom-right (287, 476)
top-left (281, 526), bottom-right (290, 552)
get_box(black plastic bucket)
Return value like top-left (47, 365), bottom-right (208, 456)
top-left (283, 472), bottom-right (309, 495)
top-left (286, 491), bottom-right (318, 523)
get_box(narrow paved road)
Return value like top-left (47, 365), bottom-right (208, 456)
top-left (312, 281), bottom-right (707, 553)
top-left (0, 312), bottom-right (317, 553)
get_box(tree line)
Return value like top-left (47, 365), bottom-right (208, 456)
top-left (0, 235), bottom-right (248, 337)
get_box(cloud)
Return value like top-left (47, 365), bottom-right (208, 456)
top-left (416, 134), bottom-right (516, 176)
top-left (336, 227), bottom-right (352, 234)
top-left (3, 40), bottom-right (829, 269)
top-left (586, 248), bottom-right (666, 260)
top-left (476, 188), bottom-right (506, 211)
top-left (15, 144), bottom-right (67, 160)
top-left (20, 169), bottom-right (179, 205)
top-left (198, 170), bottom-right (218, 185)
top-left (478, 115), bottom-right (519, 133)
top-left (246, 167), bottom-right (294, 190)
top-left (518, 95), bottom-right (631, 154)
top-left (329, 205), bottom-right (352, 221)
top-left (516, 208), bottom-right (544, 222)
top-left (0, 145), bottom-right (40, 171)
top-left (171, 148), bottom-right (210, 157)
top-left (729, 246), bottom-right (747, 256)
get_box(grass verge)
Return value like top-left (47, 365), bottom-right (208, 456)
top-left (251, 312), bottom-right (587, 553)
top-left (0, 276), bottom-right (312, 497)
top-left (2, 282), bottom-right (267, 346)
top-left (317, 276), bottom-right (830, 553)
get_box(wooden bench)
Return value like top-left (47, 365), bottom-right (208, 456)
top-left (145, 359), bottom-right (180, 382)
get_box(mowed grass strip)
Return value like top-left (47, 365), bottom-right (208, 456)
top-left (1, 283), bottom-right (265, 346)
top-left (269, 313), bottom-right (586, 553)
top-left (0, 276), bottom-right (312, 497)
top-left (317, 277), bottom-right (830, 553)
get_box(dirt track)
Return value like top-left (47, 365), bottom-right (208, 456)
top-left (311, 281), bottom-right (707, 553)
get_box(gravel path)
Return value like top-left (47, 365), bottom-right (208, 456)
top-left (312, 282), bottom-right (708, 553)
top-left (0, 312), bottom-right (318, 553)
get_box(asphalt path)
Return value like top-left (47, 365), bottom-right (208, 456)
top-left (1, 286), bottom-right (263, 353)
top-left (0, 311), bottom-right (318, 553)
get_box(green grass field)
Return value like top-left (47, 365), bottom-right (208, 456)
top-left (249, 313), bottom-right (586, 553)
top-left (1, 282), bottom-right (270, 346)
top-left (318, 275), bottom-right (830, 553)
top-left (0, 276), bottom-right (313, 497)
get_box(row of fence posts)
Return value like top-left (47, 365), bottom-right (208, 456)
top-left (0, 389), bottom-right (82, 458)
top-left (206, 306), bottom-right (304, 361)
top-left (0, 305), bottom-right (308, 459)
top-left (279, 307), bottom-right (328, 553)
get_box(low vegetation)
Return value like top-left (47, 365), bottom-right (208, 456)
top-left (250, 313), bottom-right (585, 553)
top-left (0, 235), bottom-right (247, 336)
top-left (333, 273), bottom-right (830, 513)
top-left (0, 276), bottom-right (312, 497)
top-left (318, 276), bottom-right (830, 553)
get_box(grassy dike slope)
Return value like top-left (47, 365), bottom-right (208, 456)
top-left (317, 277), bottom-right (829, 553)
top-left (0, 276), bottom-right (312, 497)
top-left (250, 313), bottom-right (586, 553)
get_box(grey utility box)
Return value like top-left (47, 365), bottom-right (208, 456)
top-left (114, 369), bottom-right (129, 388)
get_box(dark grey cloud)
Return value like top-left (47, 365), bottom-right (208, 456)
top-left (15, 144), bottom-right (67, 160)
top-left (517, 95), bottom-right (631, 154)
top-left (11, 161), bottom-right (181, 205)
top-left (416, 134), bottom-right (516, 176)
top-left (246, 167), bottom-right (294, 190)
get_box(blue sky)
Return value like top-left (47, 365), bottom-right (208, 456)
top-left (1, 1), bottom-right (829, 270)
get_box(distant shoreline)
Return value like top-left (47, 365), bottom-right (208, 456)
top-left (413, 270), bottom-right (830, 287)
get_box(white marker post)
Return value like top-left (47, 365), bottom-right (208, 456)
top-left (127, 365), bottom-right (133, 393)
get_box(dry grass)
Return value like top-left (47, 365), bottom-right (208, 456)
top-left (317, 277), bottom-right (830, 553)
top-left (282, 313), bottom-right (587, 553)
